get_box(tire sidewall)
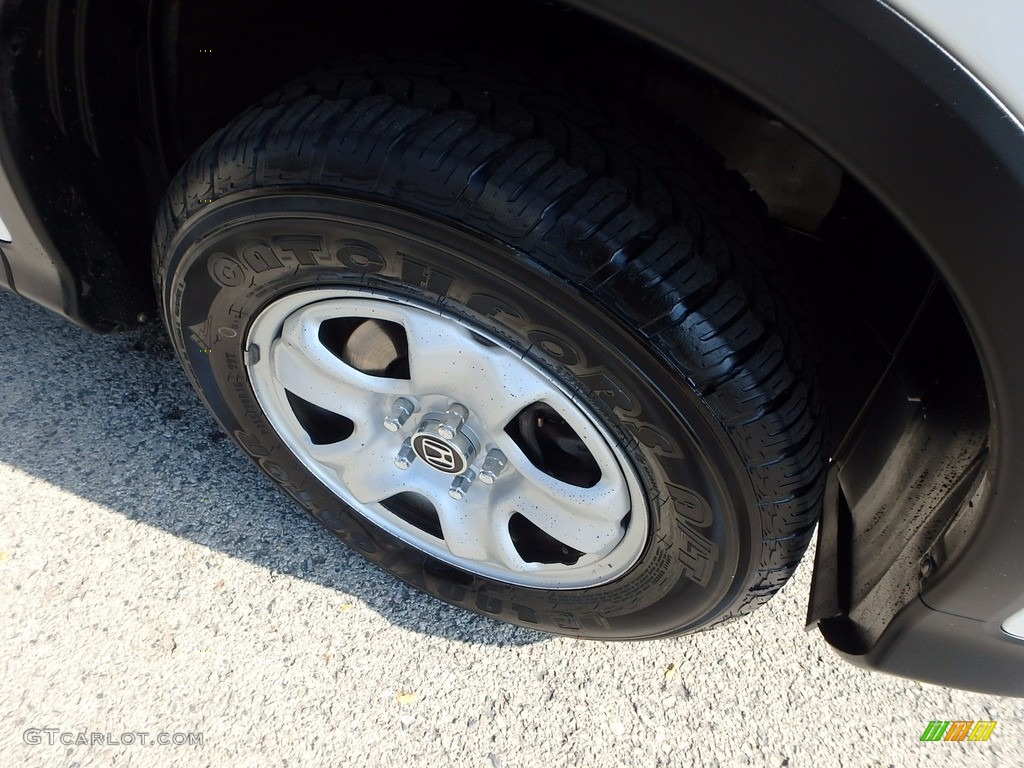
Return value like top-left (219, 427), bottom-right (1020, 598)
top-left (160, 191), bottom-right (760, 638)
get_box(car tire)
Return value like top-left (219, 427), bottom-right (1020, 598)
top-left (153, 56), bottom-right (826, 639)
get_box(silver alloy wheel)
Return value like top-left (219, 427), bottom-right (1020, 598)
top-left (246, 288), bottom-right (648, 589)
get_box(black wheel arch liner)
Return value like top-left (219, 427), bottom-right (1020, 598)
top-left (0, 0), bottom-right (157, 330)
top-left (1, 0), bottom-right (1022, 691)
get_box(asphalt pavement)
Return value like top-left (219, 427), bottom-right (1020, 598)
top-left (1, 288), bottom-right (1021, 767)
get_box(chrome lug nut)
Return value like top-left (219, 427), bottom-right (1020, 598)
top-left (448, 470), bottom-right (476, 500)
top-left (478, 449), bottom-right (508, 485)
top-left (383, 397), bottom-right (416, 432)
top-left (394, 440), bottom-right (416, 470)
top-left (437, 403), bottom-right (470, 440)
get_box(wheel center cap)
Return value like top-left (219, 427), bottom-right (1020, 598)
top-left (410, 417), bottom-right (476, 475)
top-left (412, 433), bottom-right (466, 474)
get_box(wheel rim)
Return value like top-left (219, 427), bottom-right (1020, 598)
top-left (246, 287), bottom-right (649, 589)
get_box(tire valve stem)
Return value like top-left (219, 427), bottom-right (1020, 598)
top-left (920, 555), bottom-right (937, 579)
top-left (437, 403), bottom-right (470, 440)
top-left (478, 449), bottom-right (508, 485)
top-left (383, 397), bottom-right (416, 432)
top-left (394, 440), bottom-right (417, 470)
top-left (448, 470), bottom-right (476, 501)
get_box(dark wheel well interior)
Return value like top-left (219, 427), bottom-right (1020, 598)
top-left (29, 0), bottom-right (986, 457)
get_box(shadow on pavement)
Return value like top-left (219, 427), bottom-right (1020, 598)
top-left (0, 289), bottom-right (542, 647)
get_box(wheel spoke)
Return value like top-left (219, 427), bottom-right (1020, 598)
top-left (433, 491), bottom-right (524, 569)
top-left (304, 421), bottom-right (387, 477)
top-left (402, 313), bottom-right (552, 432)
top-left (492, 460), bottom-right (631, 555)
top-left (342, 455), bottom-right (410, 507)
top-left (272, 307), bottom-right (408, 423)
top-left (311, 427), bottom-right (412, 505)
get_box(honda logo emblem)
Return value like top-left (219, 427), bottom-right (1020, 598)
top-left (412, 434), bottom-right (467, 475)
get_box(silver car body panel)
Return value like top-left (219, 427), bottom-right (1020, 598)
top-left (888, 0), bottom-right (1024, 126)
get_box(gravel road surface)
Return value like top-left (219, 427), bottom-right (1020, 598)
top-left (1, 288), bottom-right (1021, 767)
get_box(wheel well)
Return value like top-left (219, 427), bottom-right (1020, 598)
top-left (49, 0), bottom-right (991, 453)
top-left (162, 0), bottom-right (842, 233)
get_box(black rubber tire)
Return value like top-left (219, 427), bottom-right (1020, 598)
top-left (153, 55), bottom-right (826, 639)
